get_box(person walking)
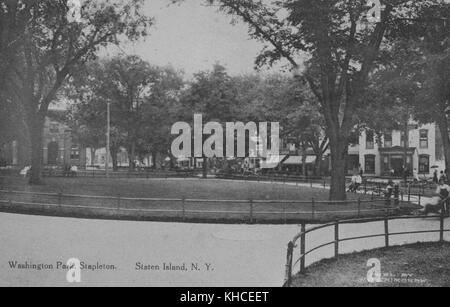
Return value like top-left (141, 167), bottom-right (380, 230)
top-left (433, 170), bottom-right (439, 184)
top-left (385, 180), bottom-right (395, 207)
top-left (355, 174), bottom-right (363, 191)
top-left (439, 171), bottom-right (447, 184)
top-left (413, 168), bottom-right (420, 183)
top-left (436, 179), bottom-right (450, 215)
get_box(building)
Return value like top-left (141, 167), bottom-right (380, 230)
top-left (279, 122), bottom-right (445, 178)
top-left (1, 110), bottom-right (86, 168)
top-left (355, 123), bottom-right (444, 177)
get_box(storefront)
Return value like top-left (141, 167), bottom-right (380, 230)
top-left (379, 147), bottom-right (416, 176)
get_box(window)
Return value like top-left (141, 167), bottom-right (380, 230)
top-left (366, 131), bottom-right (374, 150)
top-left (49, 123), bottom-right (59, 134)
top-left (70, 145), bottom-right (80, 160)
top-left (419, 155), bottom-right (430, 174)
top-left (384, 132), bottom-right (392, 148)
top-left (420, 129), bottom-right (429, 149)
top-left (382, 155), bottom-right (389, 174)
top-left (365, 155), bottom-right (376, 174)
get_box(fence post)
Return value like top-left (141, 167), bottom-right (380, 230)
top-left (408, 184), bottom-right (411, 202)
top-left (334, 221), bottom-right (339, 259)
top-left (384, 217), bottom-right (390, 248)
top-left (58, 193), bottom-right (63, 209)
top-left (300, 223), bottom-right (306, 274)
top-left (117, 195), bottom-right (121, 214)
top-left (394, 184), bottom-right (400, 209)
top-left (182, 198), bottom-right (186, 222)
top-left (358, 198), bottom-right (361, 218)
top-left (249, 199), bottom-right (254, 224)
top-left (311, 198), bottom-right (315, 220)
top-left (285, 242), bottom-right (295, 287)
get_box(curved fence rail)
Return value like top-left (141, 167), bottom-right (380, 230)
top-left (0, 189), bottom-right (404, 224)
top-left (217, 174), bottom-right (438, 200)
top-left (284, 213), bottom-right (450, 287)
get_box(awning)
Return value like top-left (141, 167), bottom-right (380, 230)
top-left (379, 147), bottom-right (417, 155)
top-left (283, 156), bottom-right (316, 165)
top-left (261, 155), bottom-right (287, 169)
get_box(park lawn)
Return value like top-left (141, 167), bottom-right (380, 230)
top-left (0, 177), bottom-right (391, 224)
top-left (290, 242), bottom-right (450, 287)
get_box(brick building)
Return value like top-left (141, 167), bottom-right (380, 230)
top-left (0, 110), bottom-right (86, 168)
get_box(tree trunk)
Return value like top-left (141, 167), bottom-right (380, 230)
top-left (403, 120), bottom-right (410, 184)
top-left (28, 116), bottom-right (44, 185)
top-left (315, 153), bottom-right (323, 177)
top-left (152, 151), bottom-right (157, 170)
top-left (329, 137), bottom-right (349, 201)
top-left (437, 116), bottom-right (450, 183)
top-left (128, 142), bottom-right (136, 172)
top-left (111, 147), bottom-right (118, 172)
top-left (90, 148), bottom-right (96, 167)
top-left (301, 155), bottom-right (307, 177)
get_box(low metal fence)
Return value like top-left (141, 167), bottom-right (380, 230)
top-left (284, 213), bottom-right (450, 287)
top-left (0, 189), bottom-right (403, 224)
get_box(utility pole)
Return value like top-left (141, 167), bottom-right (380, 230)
top-left (106, 102), bottom-right (111, 178)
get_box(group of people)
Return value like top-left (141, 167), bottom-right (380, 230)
top-left (348, 168), bottom-right (450, 216)
top-left (433, 169), bottom-right (448, 184)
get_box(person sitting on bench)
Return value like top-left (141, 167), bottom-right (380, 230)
top-left (422, 180), bottom-right (450, 215)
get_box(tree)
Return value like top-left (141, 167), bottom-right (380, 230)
top-left (406, 4), bottom-right (450, 180)
top-left (233, 73), bottom-right (328, 176)
top-left (285, 102), bottom-right (329, 176)
top-left (368, 2), bottom-right (450, 180)
top-left (140, 66), bottom-right (184, 169)
top-left (68, 58), bottom-right (184, 171)
top-left (102, 56), bottom-right (158, 171)
top-left (358, 41), bottom-right (422, 181)
top-left (0, 0), bottom-right (152, 183)
top-left (176, 0), bottom-right (443, 200)
top-left (180, 64), bottom-right (238, 177)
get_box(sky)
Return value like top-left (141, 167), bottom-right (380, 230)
top-left (103, 0), bottom-right (288, 77)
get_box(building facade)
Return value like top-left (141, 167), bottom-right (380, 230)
top-left (1, 110), bottom-right (86, 168)
top-left (355, 123), bottom-right (443, 177)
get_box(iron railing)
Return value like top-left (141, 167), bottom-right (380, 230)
top-left (0, 189), bottom-right (401, 224)
top-left (284, 213), bottom-right (450, 287)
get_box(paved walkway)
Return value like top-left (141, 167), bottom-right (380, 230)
top-left (0, 211), bottom-right (448, 286)
top-left (0, 177), bottom-right (445, 286)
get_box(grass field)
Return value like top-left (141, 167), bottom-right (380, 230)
top-left (290, 242), bottom-right (450, 287)
top-left (0, 176), bottom-right (396, 224)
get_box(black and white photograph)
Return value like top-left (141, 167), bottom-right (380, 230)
top-left (0, 0), bottom-right (449, 291)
